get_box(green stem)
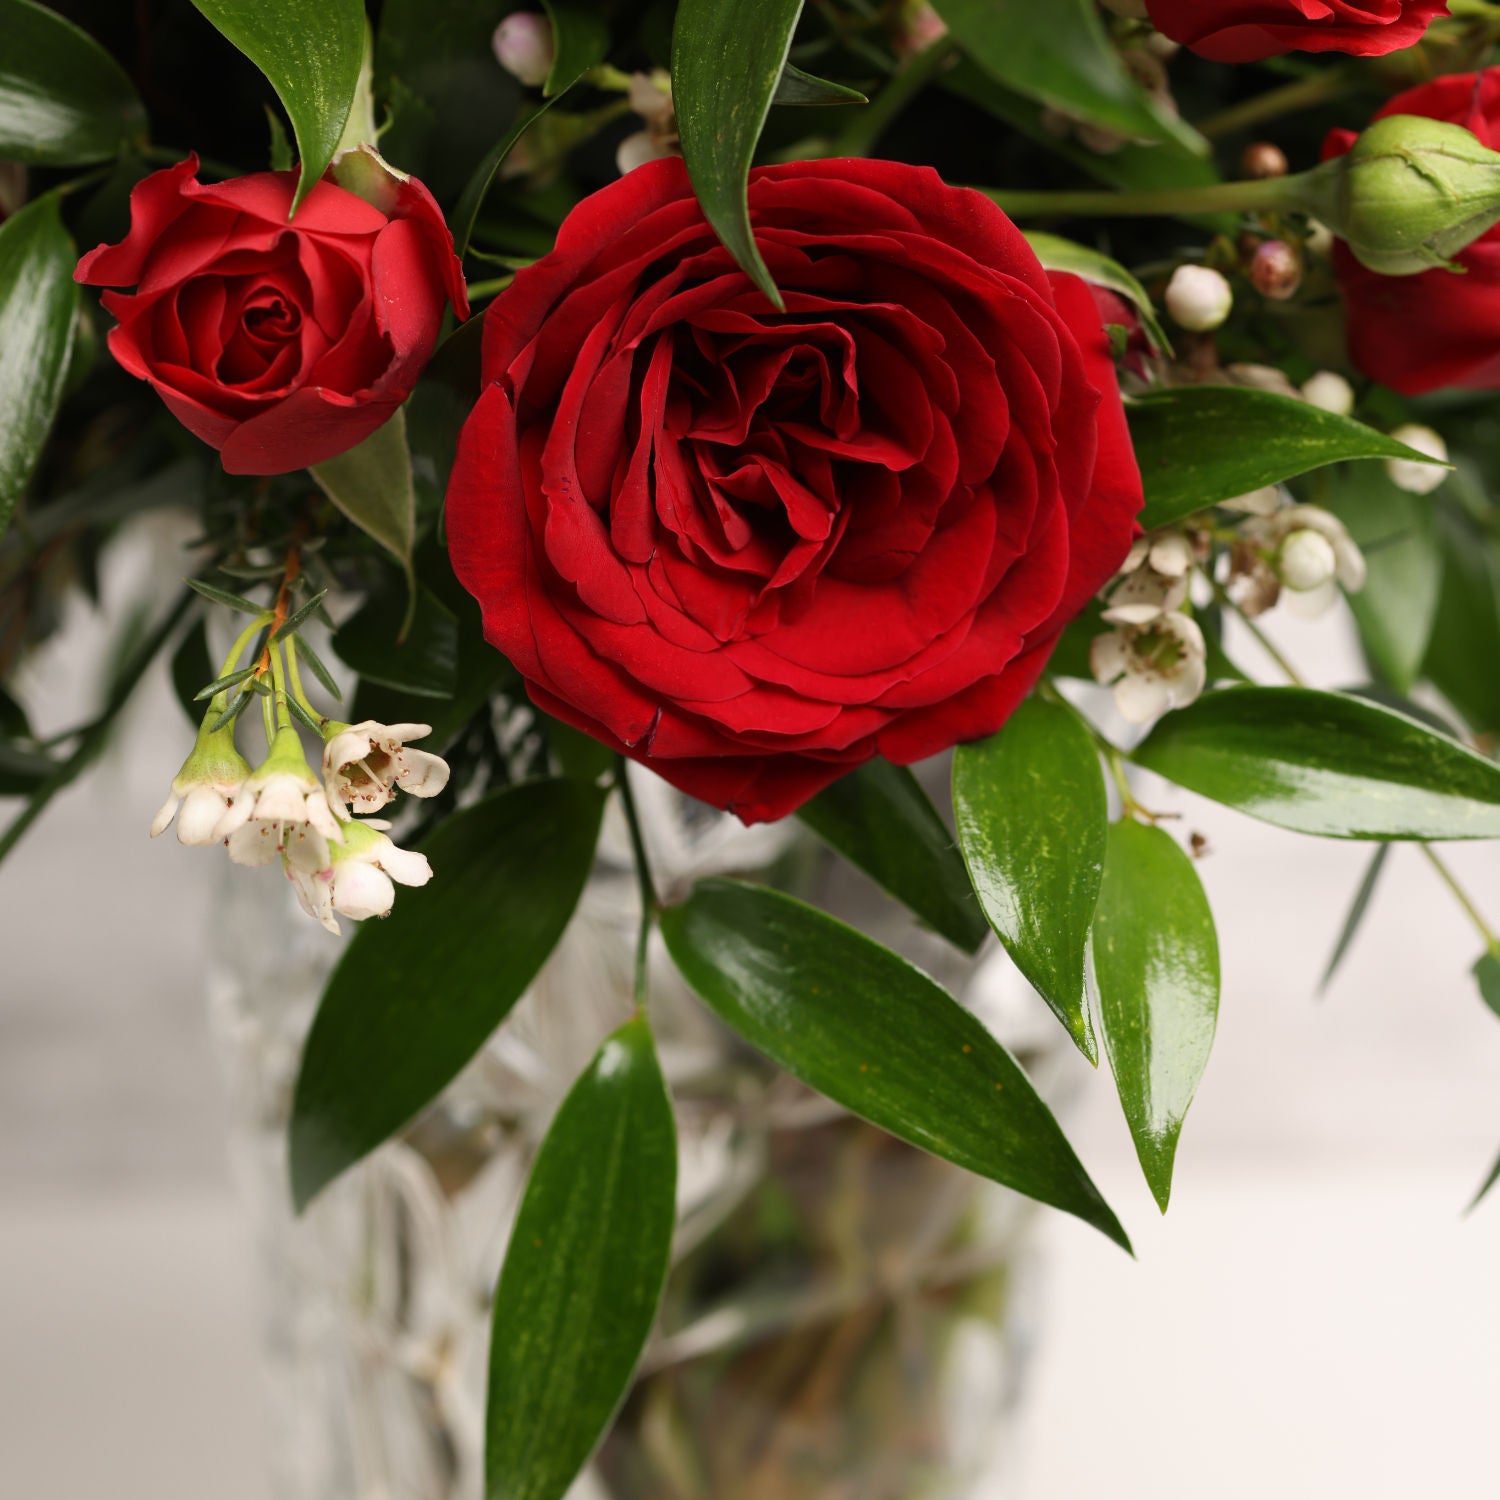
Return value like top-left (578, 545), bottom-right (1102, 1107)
top-left (465, 275), bottom-right (515, 303)
top-left (215, 612), bottom-right (273, 683)
top-left (835, 36), bottom-right (955, 157)
top-left (267, 639), bottom-right (293, 731)
top-left (615, 755), bottom-right (658, 1011)
top-left (981, 172), bottom-right (1305, 221)
top-left (1195, 67), bottom-right (1359, 141)
top-left (283, 637), bottom-right (326, 729)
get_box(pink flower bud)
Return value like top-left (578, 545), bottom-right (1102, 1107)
top-left (1250, 240), bottom-right (1301, 301)
top-left (493, 12), bottom-right (555, 88)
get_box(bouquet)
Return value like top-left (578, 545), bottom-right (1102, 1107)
top-left (5, 1), bottom-right (1500, 1495)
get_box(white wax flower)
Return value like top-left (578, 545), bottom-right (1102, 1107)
top-left (288, 820), bottom-right (433, 936)
top-left (492, 12), bottom-right (555, 87)
top-left (1219, 484), bottom-right (1283, 517)
top-left (1165, 265), bottom-right (1232, 332)
top-left (322, 720), bottom-right (450, 816)
top-left (1102, 528), bottom-right (1194, 624)
top-left (1231, 504), bottom-right (1365, 618)
top-left (150, 711), bottom-right (253, 845)
top-left (1277, 528), bottom-right (1339, 593)
top-left (1300, 370), bottom-right (1355, 416)
top-left (213, 725), bottom-right (345, 872)
top-left (1091, 612), bottom-right (1208, 724)
top-left (1385, 424), bottom-right (1449, 494)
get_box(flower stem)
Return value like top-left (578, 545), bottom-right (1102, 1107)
top-left (836, 36), bottom-right (955, 156)
top-left (216, 612), bottom-right (273, 682)
top-left (981, 172), bottom-right (1304, 221)
top-left (267, 639), bottom-right (293, 731)
top-left (283, 637), bottom-right (327, 730)
top-left (1194, 67), bottom-right (1360, 141)
top-left (615, 755), bottom-right (658, 1012)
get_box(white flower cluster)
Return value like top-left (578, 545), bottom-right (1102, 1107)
top-left (152, 709), bottom-right (449, 937)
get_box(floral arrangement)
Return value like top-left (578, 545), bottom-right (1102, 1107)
top-left (6, 0), bottom-right (1500, 1494)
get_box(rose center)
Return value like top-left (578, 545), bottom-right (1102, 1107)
top-left (241, 287), bottom-right (302, 342)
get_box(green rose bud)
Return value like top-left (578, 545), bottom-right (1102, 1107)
top-left (1299, 115), bottom-right (1500, 276)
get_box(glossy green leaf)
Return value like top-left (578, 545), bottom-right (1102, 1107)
top-left (1093, 820), bottom-right (1219, 1212)
top-left (188, 0), bottom-right (365, 210)
top-left (0, 192), bottom-right (79, 536)
top-left (0, 0), bottom-right (145, 164)
top-left (1133, 686), bottom-right (1500, 840)
top-left (954, 699), bottom-right (1106, 1061)
top-left (772, 63), bottom-right (867, 106)
top-left (661, 880), bottom-right (1129, 1250)
top-left (673, 0), bottom-right (803, 308)
top-left (1475, 949), bottom-right (1500, 1021)
top-left (1129, 388), bottom-right (1445, 532)
top-left (1425, 508), bottom-right (1500, 736)
top-left (932, 0), bottom-right (1204, 154)
top-left (310, 407), bottom-right (415, 573)
top-left (797, 759), bottom-right (987, 955)
top-left (1319, 466), bottom-right (1441, 694)
top-left (1024, 232), bottom-right (1170, 354)
top-left (290, 778), bottom-right (607, 1209)
top-left (485, 1016), bottom-right (676, 1500)
top-left (333, 583), bottom-right (457, 698)
top-left (1318, 843), bottom-right (1391, 994)
top-left (539, 0), bottom-right (609, 98)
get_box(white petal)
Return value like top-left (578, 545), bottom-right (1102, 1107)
top-left (1121, 536), bottom-right (1150, 574)
top-left (616, 129), bottom-right (665, 175)
top-left (211, 795), bottom-right (253, 843)
top-left (381, 723), bottom-right (433, 744)
top-left (177, 785), bottom-right (229, 845)
top-left (1090, 630), bottom-right (1130, 684)
top-left (1284, 579), bottom-right (1339, 617)
top-left (150, 792), bottom-right (180, 839)
top-left (1148, 532), bottom-right (1194, 578)
top-left (393, 748), bottom-right (450, 798)
top-left (226, 821), bottom-right (282, 867)
top-left (254, 775), bottom-right (308, 824)
top-left (282, 823), bottom-right (332, 873)
top-left (332, 861), bottom-right (396, 921)
top-left (304, 792), bottom-right (346, 845)
top-left (378, 846), bottom-right (433, 888)
top-left (1114, 672), bottom-right (1173, 724)
top-left (1220, 485), bottom-right (1282, 517)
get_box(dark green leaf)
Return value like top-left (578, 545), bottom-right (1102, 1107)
top-left (1092, 820), bottom-right (1219, 1213)
top-left (0, 0), bottom-right (145, 164)
top-left (661, 879), bottom-right (1129, 1250)
top-left (0, 739), bottom-right (57, 798)
top-left (290, 778), bottom-right (607, 1209)
top-left (797, 759), bottom-right (987, 955)
top-left (1475, 949), bottom-right (1500, 1021)
top-left (1424, 506), bottom-right (1500, 736)
top-left (1318, 843), bottom-right (1391, 994)
top-left (271, 589), bottom-right (330, 643)
top-left (290, 633), bottom-right (344, 704)
top-left (310, 408), bottom-right (415, 573)
top-left (772, 63), bottom-right (867, 106)
top-left (672, 0), bottom-right (803, 308)
top-left (539, 0), bottom-right (609, 98)
top-left (486, 1016), bottom-right (676, 1500)
top-left (188, 0), bottom-right (365, 210)
top-left (451, 94), bottom-right (567, 258)
top-left (0, 684), bottom-right (30, 741)
top-left (0, 192), bottom-right (79, 535)
top-left (170, 618), bottom-right (214, 728)
top-left (193, 665), bottom-right (259, 700)
top-left (1319, 466), bottom-right (1441, 694)
top-left (1129, 387), bottom-right (1446, 532)
top-left (265, 103), bottom-right (293, 170)
top-left (1024, 232), bottom-right (1170, 354)
top-left (1466, 1145), bottom-right (1500, 1213)
top-left (547, 718), bottom-right (616, 785)
top-left (931, 0), bottom-right (1204, 154)
top-left (333, 583), bottom-right (458, 698)
top-left (953, 699), bottom-right (1106, 1061)
top-left (186, 578), bottom-right (265, 615)
top-left (1133, 686), bottom-right (1500, 840)
top-left (209, 687), bottom-right (256, 732)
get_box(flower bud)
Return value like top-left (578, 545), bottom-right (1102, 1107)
top-left (1300, 370), bottom-right (1354, 415)
top-left (1303, 114), bottom-right (1500, 276)
top-left (1277, 528), bottom-right (1338, 592)
top-left (1385, 423), bottom-right (1448, 494)
top-left (1241, 142), bottom-right (1289, 180)
top-left (1165, 264), bottom-right (1232, 331)
top-left (493, 12), bottom-right (555, 88)
top-left (1249, 240), bottom-right (1301, 301)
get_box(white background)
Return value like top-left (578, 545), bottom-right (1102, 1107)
top-left (3, 526), bottom-right (1499, 1498)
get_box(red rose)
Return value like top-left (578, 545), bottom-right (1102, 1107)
top-left (1324, 70), bottom-right (1500, 394)
top-left (75, 153), bottom-right (468, 474)
top-left (1147, 0), bottom-right (1446, 61)
top-left (446, 158), bottom-right (1142, 823)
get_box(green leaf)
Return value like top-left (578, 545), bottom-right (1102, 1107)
top-left (1474, 949), bottom-right (1500, 1021)
top-left (1318, 843), bottom-right (1391, 994)
top-left (0, 739), bottom-right (56, 799)
top-left (193, 665), bottom-right (259, 700)
top-left (1425, 507), bottom-right (1500, 736)
top-left (1092, 820), bottom-right (1219, 1213)
top-left (185, 577), bottom-right (264, 614)
top-left (270, 589), bottom-right (329, 643)
top-left (310, 407), bottom-right (415, 575)
top-left (1318, 466), bottom-right (1441, 694)
top-left (772, 62), bottom-right (867, 106)
top-left (290, 633), bottom-right (343, 704)
top-left (672, 0), bottom-right (803, 309)
top-left (451, 94), bottom-right (567, 259)
top-left (539, 0), bottom-right (609, 98)
top-left (1128, 387), bottom-right (1446, 532)
top-left (1024, 232), bottom-right (1170, 355)
top-left (953, 699), bottom-right (1107, 1062)
top-left (333, 582), bottom-right (458, 698)
top-left (0, 0), bottom-right (145, 164)
top-left (188, 0), bottom-right (365, 211)
top-left (1466, 1145), bottom-right (1500, 1213)
top-left (797, 759), bottom-right (987, 955)
top-left (931, 0), bottom-right (1205, 155)
top-left (485, 1016), bottom-right (676, 1500)
top-left (0, 192), bottom-right (79, 536)
top-left (1133, 686), bottom-right (1500, 840)
top-left (289, 778), bottom-right (607, 1210)
top-left (661, 879), bottom-right (1130, 1250)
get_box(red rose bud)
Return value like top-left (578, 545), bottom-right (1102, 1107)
top-left (1145, 0), bottom-right (1447, 62)
top-left (74, 156), bottom-right (468, 475)
top-left (1249, 240), bottom-right (1302, 300)
top-left (446, 159), bottom-right (1144, 824)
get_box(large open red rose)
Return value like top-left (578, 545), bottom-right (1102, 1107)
top-left (1324, 69), bottom-right (1500, 393)
top-left (1147, 0), bottom-right (1447, 61)
top-left (446, 157), bottom-right (1142, 823)
top-left (75, 153), bottom-right (467, 474)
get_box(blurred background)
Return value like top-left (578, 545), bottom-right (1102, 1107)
top-left (3, 522), bottom-right (1499, 1499)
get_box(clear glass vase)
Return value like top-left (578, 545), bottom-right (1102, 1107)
top-left (209, 766), bottom-right (1062, 1500)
